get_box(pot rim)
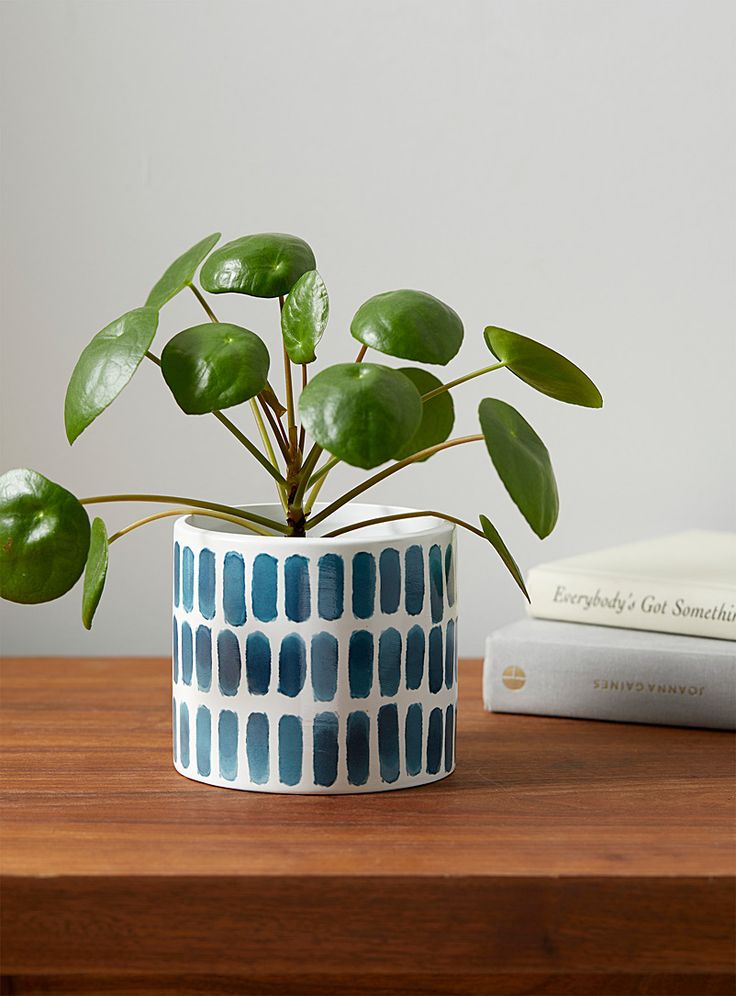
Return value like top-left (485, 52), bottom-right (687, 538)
top-left (175, 502), bottom-right (455, 546)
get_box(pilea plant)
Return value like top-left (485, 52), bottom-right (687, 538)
top-left (0, 231), bottom-right (603, 629)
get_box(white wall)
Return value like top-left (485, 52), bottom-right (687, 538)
top-left (1, 0), bottom-right (734, 657)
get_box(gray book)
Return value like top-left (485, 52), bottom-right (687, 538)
top-left (484, 619), bottom-right (736, 730)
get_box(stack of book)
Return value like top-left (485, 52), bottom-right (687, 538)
top-left (484, 530), bottom-right (736, 729)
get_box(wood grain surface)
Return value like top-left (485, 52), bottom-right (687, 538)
top-left (1, 657), bottom-right (734, 994)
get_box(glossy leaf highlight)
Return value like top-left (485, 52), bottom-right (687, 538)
top-left (145, 232), bottom-right (221, 311)
top-left (200, 233), bottom-right (316, 299)
top-left (393, 367), bottom-right (454, 461)
top-left (0, 469), bottom-right (90, 604)
top-left (351, 289), bottom-right (463, 365)
top-left (281, 270), bottom-right (329, 364)
top-left (64, 307), bottom-right (159, 444)
top-left (484, 327), bottom-right (603, 408)
top-left (478, 398), bottom-right (559, 538)
top-left (82, 517), bottom-right (109, 629)
top-left (479, 514), bottom-right (529, 600)
top-left (299, 363), bottom-right (423, 469)
top-left (161, 322), bottom-right (270, 414)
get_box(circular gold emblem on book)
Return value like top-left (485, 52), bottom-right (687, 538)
top-left (502, 665), bottom-right (526, 691)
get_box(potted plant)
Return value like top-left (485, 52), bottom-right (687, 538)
top-left (0, 231), bottom-right (603, 793)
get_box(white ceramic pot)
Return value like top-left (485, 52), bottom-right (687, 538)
top-left (171, 503), bottom-right (458, 794)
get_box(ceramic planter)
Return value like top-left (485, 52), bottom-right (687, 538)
top-left (171, 503), bottom-right (458, 793)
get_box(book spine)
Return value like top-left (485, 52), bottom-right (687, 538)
top-left (483, 634), bottom-right (736, 729)
top-left (526, 569), bottom-right (736, 640)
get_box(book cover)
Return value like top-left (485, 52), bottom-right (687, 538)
top-left (484, 619), bottom-right (736, 729)
top-left (526, 530), bottom-right (736, 640)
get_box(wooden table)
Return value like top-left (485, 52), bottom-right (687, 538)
top-left (1, 658), bottom-right (734, 995)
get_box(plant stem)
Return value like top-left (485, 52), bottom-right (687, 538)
top-left (146, 349), bottom-right (284, 484)
top-left (212, 411), bottom-right (287, 485)
top-left (260, 396), bottom-right (290, 458)
top-left (299, 365), bottom-right (308, 451)
top-left (186, 285), bottom-right (288, 499)
top-left (279, 296), bottom-right (298, 454)
top-left (80, 494), bottom-right (290, 533)
top-left (306, 434), bottom-right (484, 530)
top-left (323, 510), bottom-right (485, 539)
top-left (189, 283), bottom-right (218, 323)
top-left (249, 400), bottom-right (288, 513)
top-left (108, 507), bottom-right (271, 544)
top-left (307, 454), bottom-right (340, 490)
top-left (355, 344), bottom-right (368, 362)
top-left (421, 362), bottom-right (507, 402)
top-left (293, 444), bottom-right (323, 507)
top-left (303, 468), bottom-right (330, 515)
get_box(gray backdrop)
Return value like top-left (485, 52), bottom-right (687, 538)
top-left (1, 0), bottom-right (734, 657)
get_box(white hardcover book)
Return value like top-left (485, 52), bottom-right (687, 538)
top-left (526, 530), bottom-right (736, 640)
top-left (484, 619), bottom-right (736, 729)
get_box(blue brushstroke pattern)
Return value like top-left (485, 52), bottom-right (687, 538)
top-left (179, 701), bottom-right (190, 769)
top-left (379, 548), bottom-right (401, 614)
top-left (246, 631), bottom-right (271, 695)
top-left (378, 703), bottom-right (400, 783)
top-left (378, 627), bottom-right (402, 697)
top-left (195, 625), bottom-right (212, 692)
top-left (173, 541), bottom-right (180, 608)
top-left (217, 629), bottom-right (241, 696)
top-left (196, 705), bottom-right (211, 776)
top-left (352, 552), bottom-right (376, 619)
top-left (246, 712), bottom-right (269, 785)
top-left (445, 704), bottom-right (455, 772)
top-left (313, 711), bottom-right (339, 787)
top-left (348, 630), bottom-right (373, 698)
top-left (278, 714), bottom-right (303, 787)
top-left (279, 633), bottom-right (306, 697)
top-left (285, 554), bottom-right (310, 622)
top-left (181, 621), bottom-right (193, 686)
top-left (427, 706), bottom-right (443, 774)
top-left (311, 631), bottom-right (338, 702)
top-left (404, 545), bottom-right (424, 616)
top-left (405, 625), bottom-right (425, 690)
top-left (172, 617), bottom-right (178, 684)
top-left (429, 625), bottom-right (444, 694)
top-left (445, 618), bottom-right (455, 689)
top-left (346, 711), bottom-right (370, 786)
top-left (198, 548), bottom-right (216, 620)
top-left (218, 709), bottom-right (238, 781)
top-left (405, 703), bottom-right (423, 776)
top-left (252, 553), bottom-right (277, 622)
top-left (445, 544), bottom-right (456, 607)
top-left (318, 553), bottom-right (344, 620)
top-left (182, 546), bottom-right (194, 612)
top-left (223, 551), bottom-right (246, 626)
top-left (429, 544), bottom-right (444, 624)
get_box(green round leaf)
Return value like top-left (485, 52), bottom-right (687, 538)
top-left (64, 307), bottom-right (159, 444)
top-left (82, 517), bottom-right (109, 630)
top-left (393, 367), bottom-right (455, 461)
top-left (351, 289), bottom-right (463, 366)
top-left (299, 363), bottom-right (423, 469)
top-left (478, 398), bottom-right (559, 539)
top-left (484, 327), bottom-right (603, 408)
top-left (0, 469), bottom-right (91, 604)
top-left (145, 232), bottom-right (221, 311)
top-left (200, 233), bottom-right (316, 299)
top-left (160, 322), bottom-right (270, 414)
top-left (281, 270), bottom-right (329, 364)
top-left (479, 514), bottom-right (529, 600)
